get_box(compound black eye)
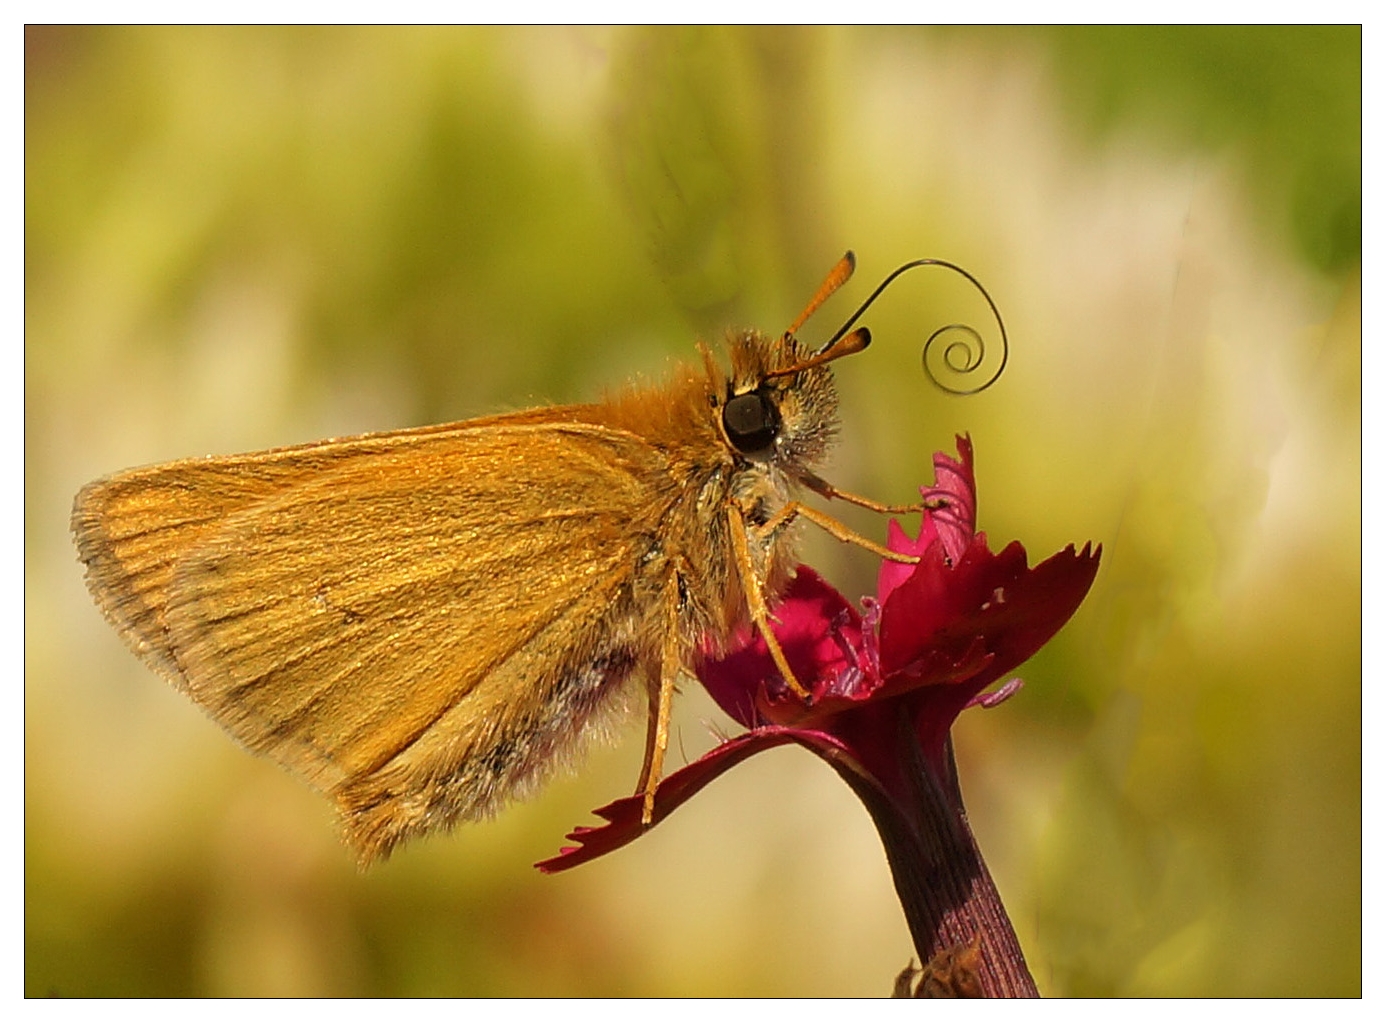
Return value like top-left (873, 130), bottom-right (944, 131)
top-left (722, 390), bottom-right (780, 454)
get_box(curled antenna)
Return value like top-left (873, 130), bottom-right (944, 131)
top-left (818, 258), bottom-right (1009, 396)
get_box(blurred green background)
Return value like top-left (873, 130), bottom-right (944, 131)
top-left (25, 26), bottom-right (1359, 996)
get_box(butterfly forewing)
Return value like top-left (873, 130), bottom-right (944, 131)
top-left (75, 419), bottom-right (676, 862)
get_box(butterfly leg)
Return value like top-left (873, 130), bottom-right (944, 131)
top-left (756, 500), bottom-right (919, 564)
top-left (727, 504), bottom-right (811, 700)
top-left (637, 571), bottom-right (683, 825)
top-left (798, 469), bottom-right (946, 515)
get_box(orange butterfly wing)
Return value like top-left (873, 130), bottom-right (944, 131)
top-left (74, 417), bottom-right (678, 862)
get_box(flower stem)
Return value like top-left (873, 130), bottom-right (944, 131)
top-left (831, 725), bottom-right (1039, 997)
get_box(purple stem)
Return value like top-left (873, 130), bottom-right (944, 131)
top-left (826, 716), bottom-right (1039, 997)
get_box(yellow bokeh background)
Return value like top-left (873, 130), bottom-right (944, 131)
top-left (25, 26), bottom-right (1360, 996)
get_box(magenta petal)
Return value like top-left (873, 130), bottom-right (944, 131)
top-left (535, 727), bottom-right (846, 873)
top-left (927, 435), bottom-right (978, 564)
top-left (877, 537), bottom-right (1008, 681)
top-left (695, 568), bottom-right (864, 727)
top-left (877, 436), bottom-right (978, 606)
top-left (876, 519), bottom-right (922, 609)
top-left (973, 542), bottom-right (1102, 680)
top-left (880, 539), bottom-right (1102, 695)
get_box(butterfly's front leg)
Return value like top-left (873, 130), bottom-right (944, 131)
top-left (635, 569), bottom-right (686, 826)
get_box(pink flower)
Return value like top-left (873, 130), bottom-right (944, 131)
top-left (538, 437), bottom-right (1100, 878)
